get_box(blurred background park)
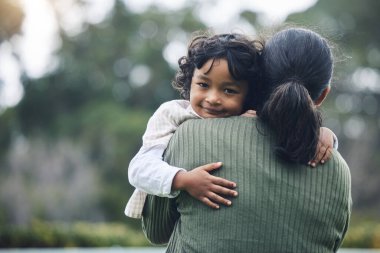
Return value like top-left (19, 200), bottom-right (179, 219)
top-left (0, 0), bottom-right (379, 249)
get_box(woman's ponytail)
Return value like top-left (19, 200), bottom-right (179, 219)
top-left (260, 81), bottom-right (322, 164)
top-left (257, 28), bottom-right (333, 164)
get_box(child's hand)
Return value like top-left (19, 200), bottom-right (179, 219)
top-left (308, 127), bottom-right (334, 168)
top-left (172, 162), bottom-right (238, 209)
top-left (241, 110), bottom-right (257, 117)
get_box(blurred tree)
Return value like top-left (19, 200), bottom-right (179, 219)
top-left (0, 0), bottom-right (207, 225)
top-left (289, 0), bottom-right (380, 69)
top-left (0, 0), bottom-right (24, 159)
top-left (17, 1), bottom-right (206, 134)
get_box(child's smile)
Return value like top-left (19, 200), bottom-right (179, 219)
top-left (189, 58), bottom-right (248, 118)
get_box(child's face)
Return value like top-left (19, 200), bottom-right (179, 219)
top-left (190, 58), bottom-right (248, 118)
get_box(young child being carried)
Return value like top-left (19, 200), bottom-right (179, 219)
top-left (125, 32), bottom-right (337, 219)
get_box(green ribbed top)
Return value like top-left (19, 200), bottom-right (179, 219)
top-left (163, 116), bottom-right (352, 253)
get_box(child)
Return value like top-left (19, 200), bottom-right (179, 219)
top-left (125, 32), bottom-right (337, 219)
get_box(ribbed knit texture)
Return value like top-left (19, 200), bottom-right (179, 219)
top-left (142, 195), bottom-right (179, 245)
top-left (162, 116), bottom-right (351, 253)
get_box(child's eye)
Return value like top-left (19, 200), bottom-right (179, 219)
top-left (224, 88), bottom-right (239, 94)
top-left (198, 83), bottom-right (208, 88)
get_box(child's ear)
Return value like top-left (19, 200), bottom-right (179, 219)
top-left (314, 86), bottom-right (331, 106)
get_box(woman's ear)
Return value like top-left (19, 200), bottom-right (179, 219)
top-left (314, 86), bottom-right (331, 106)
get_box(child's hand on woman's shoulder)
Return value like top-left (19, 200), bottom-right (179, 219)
top-left (241, 110), bottom-right (257, 117)
top-left (309, 127), bottom-right (335, 168)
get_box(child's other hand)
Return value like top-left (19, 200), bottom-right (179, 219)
top-left (308, 127), bottom-right (334, 168)
top-left (172, 162), bottom-right (238, 209)
top-left (241, 110), bottom-right (257, 117)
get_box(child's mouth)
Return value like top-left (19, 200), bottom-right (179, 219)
top-left (202, 107), bottom-right (224, 116)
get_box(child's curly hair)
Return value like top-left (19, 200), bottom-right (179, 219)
top-left (172, 31), bottom-right (263, 110)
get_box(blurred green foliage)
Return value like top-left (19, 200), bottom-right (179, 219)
top-left (0, 220), bottom-right (149, 248)
top-left (343, 216), bottom-right (380, 249)
top-left (0, 1), bottom-right (206, 226)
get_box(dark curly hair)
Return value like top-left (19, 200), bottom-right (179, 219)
top-left (172, 31), bottom-right (263, 110)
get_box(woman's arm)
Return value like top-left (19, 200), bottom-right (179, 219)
top-left (142, 194), bottom-right (180, 245)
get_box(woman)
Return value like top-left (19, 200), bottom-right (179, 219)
top-left (142, 27), bottom-right (352, 253)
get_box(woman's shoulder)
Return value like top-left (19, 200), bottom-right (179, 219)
top-left (184, 115), bottom-right (259, 125)
top-left (177, 115), bottom-right (263, 131)
top-left (177, 116), bottom-right (268, 144)
top-left (330, 149), bottom-right (351, 176)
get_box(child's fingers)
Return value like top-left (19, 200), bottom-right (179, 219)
top-left (212, 176), bottom-right (237, 189)
top-left (308, 160), bottom-right (316, 168)
top-left (200, 162), bottom-right (223, 172)
top-left (211, 185), bottom-right (238, 197)
top-left (207, 192), bottom-right (232, 207)
top-left (315, 145), bottom-right (328, 163)
top-left (320, 147), bottom-right (333, 164)
top-left (309, 145), bottom-right (331, 168)
top-left (201, 197), bottom-right (220, 209)
top-left (308, 145), bottom-right (324, 168)
top-left (197, 163), bottom-right (237, 188)
top-left (241, 110), bottom-right (257, 117)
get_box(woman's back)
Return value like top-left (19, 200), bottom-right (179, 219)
top-left (164, 117), bottom-right (351, 253)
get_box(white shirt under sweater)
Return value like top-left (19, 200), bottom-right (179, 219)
top-left (125, 100), bottom-right (200, 218)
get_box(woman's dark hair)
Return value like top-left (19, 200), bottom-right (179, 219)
top-left (256, 28), bottom-right (333, 164)
top-left (172, 32), bottom-right (263, 110)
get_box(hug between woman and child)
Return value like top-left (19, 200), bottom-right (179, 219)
top-left (125, 30), bottom-right (338, 219)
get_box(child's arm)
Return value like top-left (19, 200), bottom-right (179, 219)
top-left (172, 162), bottom-right (238, 209)
top-left (128, 100), bottom-right (194, 197)
top-left (128, 100), bottom-right (237, 206)
top-left (129, 147), bottom-right (238, 207)
top-left (128, 145), bottom-right (185, 197)
top-left (309, 127), bottom-right (338, 168)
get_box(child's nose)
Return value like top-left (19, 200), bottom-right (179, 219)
top-left (205, 91), bottom-right (221, 105)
